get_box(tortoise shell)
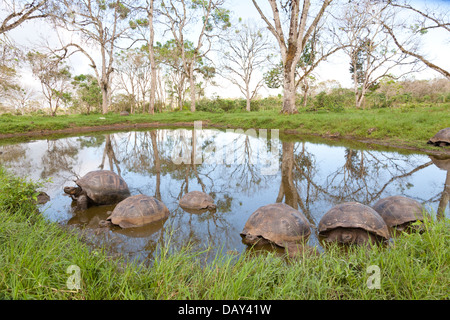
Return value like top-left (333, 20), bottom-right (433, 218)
top-left (179, 191), bottom-right (216, 210)
top-left (372, 195), bottom-right (424, 228)
top-left (428, 128), bottom-right (450, 146)
top-left (107, 194), bottom-right (170, 228)
top-left (76, 170), bottom-right (130, 205)
top-left (318, 202), bottom-right (390, 240)
top-left (240, 203), bottom-right (311, 248)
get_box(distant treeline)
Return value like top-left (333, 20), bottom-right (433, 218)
top-left (1, 78), bottom-right (449, 116)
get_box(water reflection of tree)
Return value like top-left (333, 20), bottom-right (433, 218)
top-left (430, 156), bottom-right (450, 220)
top-left (108, 129), bottom-right (237, 249)
top-left (323, 149), bottom-right (433, 205)
top-left (99, 134), bottom-right (121, 175)
top-left (227, 133), bottom-right (271, 196)
top-left (274, 142), bottom-right (444, 231)
top-left (276, 141), bottom-right (317, 226)
top-left (40, 139), bottom-right (82, 182)
top-left (172, 129), bottom-right (236, 247)
top-left (0, 144), bottom-right (31, 176)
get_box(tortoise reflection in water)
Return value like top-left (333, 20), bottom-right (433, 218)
top-left (240, 203), bottom-right (311, 248)
top-left (100, 194), bottom-right (170, 229)
top-left (64, 170), bottom-right (130, 211)
top-left (318, 202), bottom-right (390, 246)
top-left (372, 195), bottom-right (424, 233)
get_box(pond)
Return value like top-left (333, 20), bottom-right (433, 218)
top-left (1, 125), bottom-right (449, 263)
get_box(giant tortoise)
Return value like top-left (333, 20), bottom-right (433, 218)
top-left (318, 202), bottom-right (390, 245)
top-left (179, 191), bottom-right (216, 212)
top-left (101, 194), bottom-right (170, 229)
top-left (427, 128), bottom-right (450, 147)
top-left (64, 170), bottom-right (130, 210)
top-left (240, 203), bottom-right (311, 248)
top-left (372, 195), bottom-right (424, 232)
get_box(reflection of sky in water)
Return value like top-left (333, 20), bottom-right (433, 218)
top-left (0, 129), bottom-right (448, 263)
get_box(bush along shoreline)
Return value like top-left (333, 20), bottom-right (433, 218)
top-left (0, 166), bottom-right (448, 300)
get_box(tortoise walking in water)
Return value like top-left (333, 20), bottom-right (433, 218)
top-left (240, 203), bottom-right (311, 248)
top-left (64, 170), bottom-right (130, 211)
top-left (179, 191), bottom-right (216, 212)
top-left (372, 195), bottom-right (424, 232)
top-left (318, 202), bottom-right (390, 246)
top-left (428, 128), bottom-right (450, 147)
top-left (100, 194), bottom-right (170, 229)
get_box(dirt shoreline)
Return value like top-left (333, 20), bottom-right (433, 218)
top-left (0, 121), bottom-right (449, 157)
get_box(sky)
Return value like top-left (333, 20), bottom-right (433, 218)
top-left (4, 0), bottom-right (450, 101)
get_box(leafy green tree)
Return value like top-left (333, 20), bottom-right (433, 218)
top-left (264, 37), bottom-right (322, 107)
top-left (155, 39), bottom-right (215, 110)
top-left (71, 74), bottom-right (102, 114)
top-left (159, 0), bottom-right (230, 111)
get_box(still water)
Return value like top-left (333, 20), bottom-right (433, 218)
top-left (1, 127), bottom-right (448, 262)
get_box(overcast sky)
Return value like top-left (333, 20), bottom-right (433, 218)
top-left (5, 0), bottom-right (450, 100)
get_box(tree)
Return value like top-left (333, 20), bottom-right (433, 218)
top-left (339, 0), bottom-right (421, 108)
top-left (53, 0), bottom-right (133, 114)
top-left (263, 28), bottom-right (333, 108)
top-left (0, 35), bottom-right (18, 97)
top-left (0, 0), bottom-right (57, 104)
top-left (156, 39), bottom-right (189, 110)
top-left (0, 0), bottom-right (51, 35)
top-left (159, 0), bottom-right (230, 112)
top-left (156, 38), bottom-right (215, 110)
top-left (4, 85), bottom-right (37, 114)
top-left (115, 47), bottom-right (152, 113)
top-left (220, 21), bottom-right (272, 112)
top-left (129, 0), bottom-right (158, 114)
top-left (252, 0), bottom-right (333, 114)
top-left (384, 0), bottom-right (450, 79)
top-left (71, 74), bottom-right (102, 114)
top-left (27, 51), bottom-right (72, 116)
top-left (146, 0), bottom-right (157, 115)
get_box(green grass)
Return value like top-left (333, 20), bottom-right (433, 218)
top-left (0, 166), bottom-right (449, 299)
top-left (1, 104), bottom-right (449, 152)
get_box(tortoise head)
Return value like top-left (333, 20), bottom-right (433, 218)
top-left (324, 228), bottom-right (372, 245)
top-left (64, 186), bottom-right (82, 197)
top-left (340, 229), bottom-right (357, 243)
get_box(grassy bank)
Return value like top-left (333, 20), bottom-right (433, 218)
top-left (0, 104), bottom-right (449, 153)
top-left (0, 167), bottom-right (449, 300)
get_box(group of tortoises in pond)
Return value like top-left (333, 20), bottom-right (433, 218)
top-left (63, 170), bottom-right (216, 229)
top-left (240, 195), bottom-right (425, 253)
top-left (60, 127), bottom-right (447, 252)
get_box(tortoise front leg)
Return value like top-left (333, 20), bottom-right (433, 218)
top-left (76, 194), bottom-right (89, 211)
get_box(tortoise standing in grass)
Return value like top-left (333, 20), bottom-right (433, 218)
top-left (64, 170), bottom-right (130, 211)
top-left (240, 203), bottom-right (311, 248)
top-left (179, 191), bottom-right (216, 212)
top-left (318, 202), bottom-right (390, 245)
top-left (372, 195), bottom-right (424, 232)
top-left (100, 194), bottom-right (170, 229)
top-left (427, 128), bottom-right (450, 147)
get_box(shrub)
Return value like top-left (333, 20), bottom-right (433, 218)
top-left (0, 166), bottom-right (45, 214)
top-left (311, 91), bottom-right (345, 112)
